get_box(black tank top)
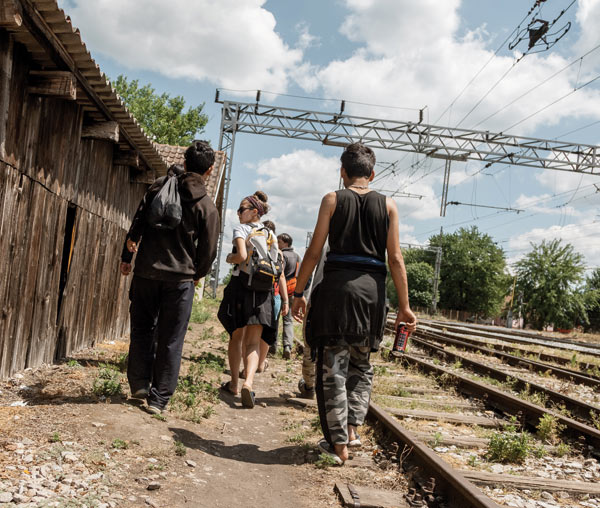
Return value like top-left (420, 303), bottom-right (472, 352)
top-left (328, 189), bottom-right (389, 262)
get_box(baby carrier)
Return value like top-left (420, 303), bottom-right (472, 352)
top-left (239, 226), bottom-right (283, 292)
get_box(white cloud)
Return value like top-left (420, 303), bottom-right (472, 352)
top-left (61, 0), bottom-right (303, 92)
top-left (507, 221), bottom-right (600, 269)
top-left (254, 149), bottom-right (340, 232)
top-left (301, 0), bottom-right (600, 135)
top-left (575, 0), bottom-right (600, 72)
top-left (535, 170), bottom-right (600, 194)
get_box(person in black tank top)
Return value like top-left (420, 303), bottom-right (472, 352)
top-left (291, 143), bottom-right (417, 464)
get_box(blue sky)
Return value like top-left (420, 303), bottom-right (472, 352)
top-left (60, 0), bottom-right (600, 278)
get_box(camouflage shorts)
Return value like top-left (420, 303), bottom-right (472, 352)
top-left (316, 345), bottom-right (373, 445)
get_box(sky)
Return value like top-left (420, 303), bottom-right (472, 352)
top-left (59, 0), bottom-right (600, 281)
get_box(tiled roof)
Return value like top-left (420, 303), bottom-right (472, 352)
top-left (156, 144), bottom-right (226, 203)
top-left (6, 0), bottom-right (167, 174)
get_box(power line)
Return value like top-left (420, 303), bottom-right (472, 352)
top-left (503, 72), bottom-right (600, 132)
top-left (456, 0), bottom-right (577, 128)
top-left (434, 1), bottom-right (538, 125)
top-left (215, 88), bottom-right (422, 112)
top-left (472, 42), bottom-right (600, 129)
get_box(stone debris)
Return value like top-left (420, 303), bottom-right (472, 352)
top-left (147, 481), bottom-right (161, 491)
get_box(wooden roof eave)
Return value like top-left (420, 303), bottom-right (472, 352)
top-left (8, 0), bottom-right (168, 176)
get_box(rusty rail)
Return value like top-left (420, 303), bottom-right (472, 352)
top-left (368, 402), bottom-right (501, 508)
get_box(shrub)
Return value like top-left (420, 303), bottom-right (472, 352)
top-left (485, 429), bottom-right (530, 464)
top-left (536, 414), bottom-right (565, 445)
top-left (92, 365), bottom-right (122, 397)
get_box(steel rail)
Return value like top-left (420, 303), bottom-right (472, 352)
top-left (415, 328), bottom-right (600, 388)
top-left (423, 320), bottom-right (600, 358)
top-left (425, 319), bottom-right (600, 351)
top-left (418, 325), bottom-right (600, 378)
top-left (410, 335), bottom-right (600, 425)
top-left (368, 402), bottom-right (501, 508)
top-left (393, 351), bottom-right (600, 451)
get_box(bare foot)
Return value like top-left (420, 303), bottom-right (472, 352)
top-left (221, 380), bottom-right (238, 395)
top-left (348, 424), bottom-right (358, 442)
top-left (334, 443), bottom-right (349, 462)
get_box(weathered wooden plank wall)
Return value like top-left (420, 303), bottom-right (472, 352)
top-left (0, 32), bottom-right (148, 379)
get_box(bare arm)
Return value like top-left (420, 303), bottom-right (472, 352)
top-left (226, 237), bottom-right (247, 265)
top-left (386, 197), bottom-right (417, 332)
top-left (292, 192), bottom-right (336, 321)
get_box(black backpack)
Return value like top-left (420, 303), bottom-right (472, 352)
top-left (146, 175), bottom-right (182, 230)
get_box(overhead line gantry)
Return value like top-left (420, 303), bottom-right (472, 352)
top-left (211, 92), bottom-right (600, 295)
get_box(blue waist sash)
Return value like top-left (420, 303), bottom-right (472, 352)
top-left (326, 253), bottom-right (385, 267)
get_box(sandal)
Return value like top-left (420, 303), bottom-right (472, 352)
top-left (348, 434), bottom-right (362, 448)
top-left (240, 385), bottom-right (255, 408)
top-left (220, 381), bottom-right (237, 395)
top-left (239, 369), bottom-right (246, 379)
top-left (317, 440), bottom-right (344, 465)
top-left (257, 359), bottom-right (269, 373)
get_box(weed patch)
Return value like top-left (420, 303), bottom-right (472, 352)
top-left (485, 420), bottom-right (530, 464)
top-left (92, 364), bottom-right (122, 397)
top-left (536, 414), bottom-right (565, 445)
top-left (174, 441), bottom-right (186, 456)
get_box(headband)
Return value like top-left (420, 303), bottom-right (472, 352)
top-left (245, 195), bottom-right (266, 217)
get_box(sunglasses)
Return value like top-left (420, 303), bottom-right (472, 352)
top-left (237, 206), bottom-right (254, 214)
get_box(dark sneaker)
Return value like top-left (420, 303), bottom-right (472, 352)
top-left (146, 404), bottom-right (164, 415)
top-left (298, 378), bottom-right (315, 399)
top-left (130, 387), bottom-right (149, 400)
top-left (282, 347), bottom-right (291, 360)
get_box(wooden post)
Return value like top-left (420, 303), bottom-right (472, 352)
top-left (0, 31), bottom-right (13, 161)
top-left (113, 149), bottom-right (139, 169)
top-left (130, 169), bottom-right (156, 185)
top-left (0, 0), bottom-right (22, 28)
top-left (81, 121), bottom-right (119, 142)
top-left (27, 71), bottom-right (77, 100)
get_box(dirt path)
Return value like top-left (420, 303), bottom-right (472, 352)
top-left (0, 300), bottom-right (405, 507)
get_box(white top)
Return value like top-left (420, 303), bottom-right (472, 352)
top-left (232, 222), bottom-right (261, 276)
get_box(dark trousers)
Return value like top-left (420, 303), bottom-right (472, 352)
top-left (128, 276), bottom-right (195, 409)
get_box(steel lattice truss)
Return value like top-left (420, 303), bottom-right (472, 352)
top-left (221, 101), bottom-right (600, 174)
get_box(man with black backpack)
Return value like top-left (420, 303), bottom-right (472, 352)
top-left (120, 140), bottom-right (220, 414)
top-left (277, 233), bottom-right (301, 359)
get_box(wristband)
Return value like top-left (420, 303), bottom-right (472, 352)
top-left (293, 291), bottom-right (304, 298)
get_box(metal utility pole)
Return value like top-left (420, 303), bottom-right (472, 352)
top-left (209, 94), bottom-right (600, 293)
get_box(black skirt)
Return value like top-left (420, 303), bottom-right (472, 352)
top-left (305, 262), bottom-right (387, 350)
top-left (217, 274), bottom-right (277, 345)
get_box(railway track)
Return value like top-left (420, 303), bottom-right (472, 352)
top-left (425, 319), bottom-right (600, 353)
top-left (422, 320), bottom-right (600, 359)
top-left (356, 321), bottom-right (600, 508)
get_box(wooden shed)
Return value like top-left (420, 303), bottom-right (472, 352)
top-left (0, 0), bottom-right (225, 379)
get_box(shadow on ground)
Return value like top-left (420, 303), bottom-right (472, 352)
top-left (170, 426), bottom-right (311, 466)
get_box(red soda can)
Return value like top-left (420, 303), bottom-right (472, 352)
top-left (392, 322), bottom-right (411, 353)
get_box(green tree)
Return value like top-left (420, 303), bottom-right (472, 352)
top-left (515, 239), bottom-right (587, 330)
top-left (428, 226), bottom-right (509, 317)
top-left (387, 261), bottom-right (435, 309)
top-left (584, 268), bottom-right (600, 332)
top-left (113, 75), bottom-right (208, 145)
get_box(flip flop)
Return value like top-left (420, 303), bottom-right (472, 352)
top-left (240, 385), bottom-right (255, 408)
top-left (317, 440), bottom-right (344, 466)
top-left (257, 359), bottom-right (269, 373)
top-left (220, 381), bottom-right (237, 395)
top-left (239, 369), bottom-right (246, 379)
top-left (348, 434), bottom-right (362, 448)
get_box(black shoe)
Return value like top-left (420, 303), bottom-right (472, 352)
top-left (130, 387), bottom-right (149, 400)
top-left (282, 347), bottom-right (291, 360)
top-left (298, 379), bottom-right (315, 399)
